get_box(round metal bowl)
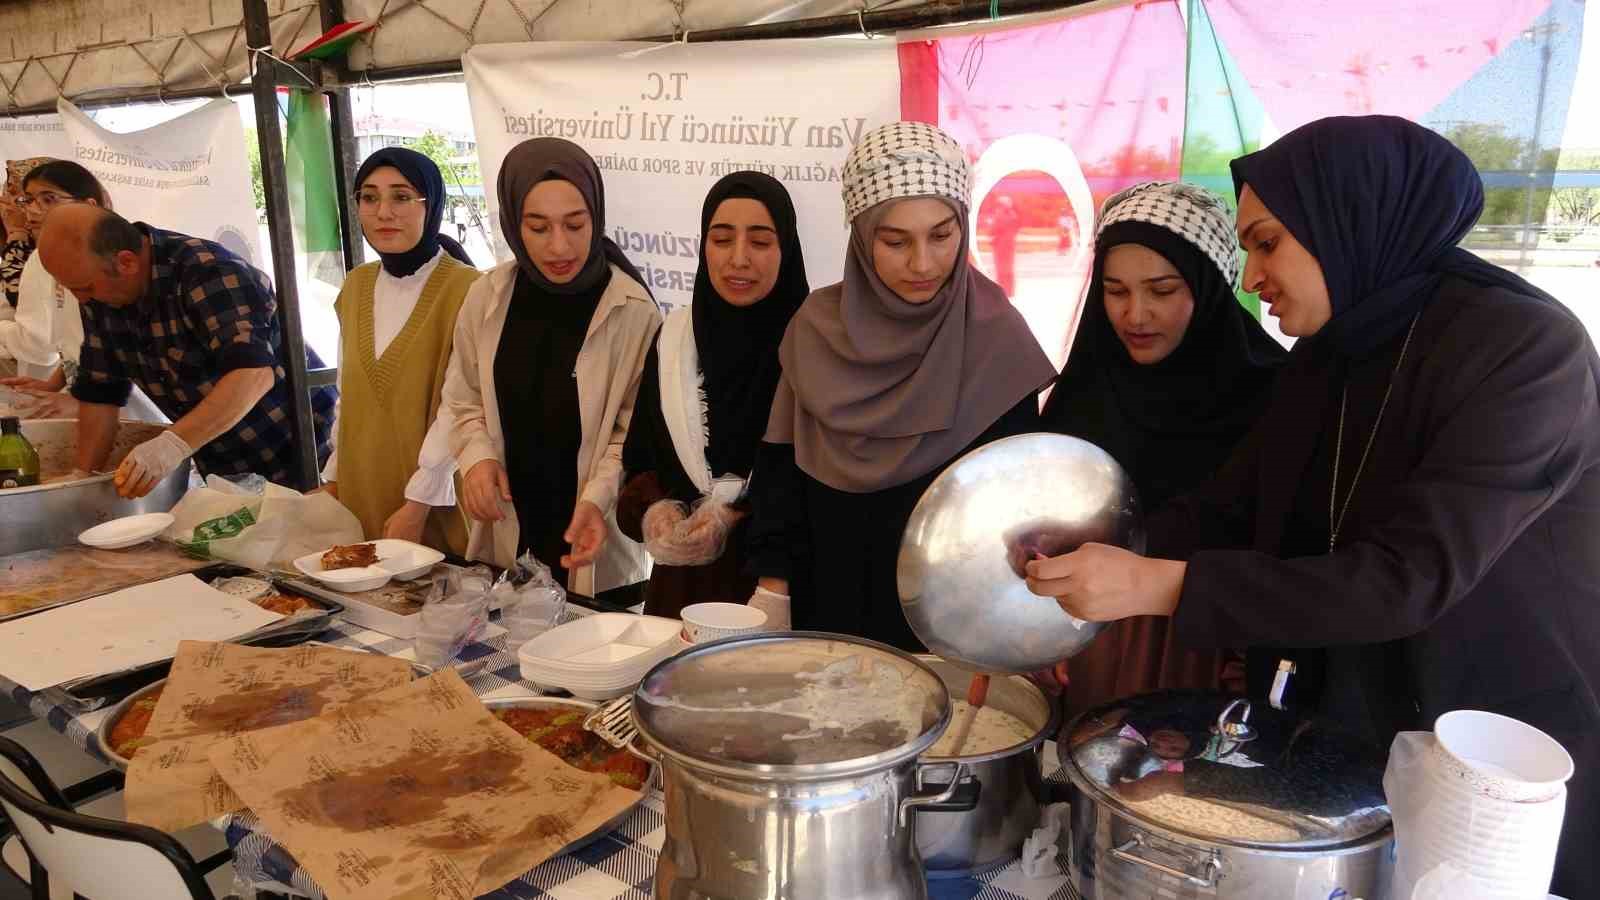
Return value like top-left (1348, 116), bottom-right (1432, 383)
top-left (897, 433), bottom-right (1143, 673)
top-left (483, 696), bottom-right (657, 857)
top-left (0, 419), bottom-right (187, 557)
top-left (94, 678), bottom-right (166, 771)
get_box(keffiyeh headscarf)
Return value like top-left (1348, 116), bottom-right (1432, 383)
top-left (766, 121), bottom-right (1055, 493)
top-left (1042, 181), bottom-right (1286, 508)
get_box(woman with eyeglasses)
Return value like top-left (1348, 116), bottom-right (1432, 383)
top-left (318, 148), bottom-right (478, 553)
top-left (1, 158), bottom-right (51, 312)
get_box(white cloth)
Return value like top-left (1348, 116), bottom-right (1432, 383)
top-left (657, 307), bottom-right (748, 504)
top-left (321, 250), bottom-right (457, 507)
top-left (0, 253), bottom-right (82, 377)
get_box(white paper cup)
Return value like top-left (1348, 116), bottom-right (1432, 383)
top-left (680, 602), bottom-right (767, 644)
top-left (1433, 710), bottom-right (1574, 802)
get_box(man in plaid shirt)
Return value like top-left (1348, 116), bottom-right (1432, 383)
top-left (37, 204), bottom-right (335, 495)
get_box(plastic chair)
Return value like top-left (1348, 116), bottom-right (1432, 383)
top-left (0, 736), bottom-right (221, 900)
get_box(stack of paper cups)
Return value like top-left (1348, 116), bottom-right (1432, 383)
top-left (1386, 711), bottom-right (1574, 899)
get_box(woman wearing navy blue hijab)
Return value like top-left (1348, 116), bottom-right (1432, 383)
top-left (320, 148), bottom-right (480, 554)
top-left (1027, 116), bottom-right (1599, 896)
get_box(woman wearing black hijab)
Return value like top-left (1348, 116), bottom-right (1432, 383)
top-left (618, 172), bottom-right (809, 618)
top-left (1041, 181), bottom-right (1284, 713)
top-left (1027, 116), bottom-right (1600, 897)
top-left (442, 138), bottom-right (660, 604)
top-left (321, 147), bottom-right (478, 554)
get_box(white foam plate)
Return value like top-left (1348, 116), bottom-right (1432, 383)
top-left (78, 513), bottom-right (175, 550)
top-left (292, 551), bottom-right (393, 593)
top-left (368, 538), bottom-right (446, 581)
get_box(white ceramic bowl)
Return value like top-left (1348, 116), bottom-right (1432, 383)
top-left (679, 602), bottom-right (766, 644)
top-left (78, 512), bottom-right (175, 550)
top-left (1433, 710), bottom-right (1574, 802)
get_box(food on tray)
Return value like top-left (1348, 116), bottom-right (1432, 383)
top-left (252, 591), bottom-right (319, 616)
top-left (321, 543), bottom-right (378, 570)
top-left (109, 686), bottom-right (164, 759)
top-left (928, 701), bottom-right (1035, 756)
top-left (493, 706), bottom-right (650, 791)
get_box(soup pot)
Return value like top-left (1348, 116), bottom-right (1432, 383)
top-left (914, 656), bottom-right (1057, 877)
top-left (633, 633), bottom-right (981, 900)
top-left (1059, 690), bottom-right (1394, 900)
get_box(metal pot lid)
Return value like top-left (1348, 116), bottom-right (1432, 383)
top-left (897, 434), bottom-right (1141, 673)
top-left (1063, 690), bottom-right (1391, 850)
top-left (632, 632), bottom-right (950, 779)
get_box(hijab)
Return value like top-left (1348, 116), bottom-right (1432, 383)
top-left (354, 147), bottom-right (473, 277)
top-left (1042, 182), bottom-right (1287, 507)
top-left (693, 171), bottom-right (810, 478)
top-left (767, 121), bottom-right (1055, 493)
top-left (495, 137), bottom-right (648, 297)
top-left (1230, 115), bottom-right (1557, 358)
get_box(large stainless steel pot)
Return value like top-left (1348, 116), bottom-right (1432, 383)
top-left (915, 656), bottom-right (1057, 877)
top-left (1060, 690), bottom-right (1394, 900)
top-left (0, 419), bottom-right (187, 556)
top-left (633, 633), bottom-right (982, 900)
top-left (0, 419), bottom-right (187, 554)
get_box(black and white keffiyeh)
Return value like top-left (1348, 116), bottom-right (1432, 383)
top-left (1098, 181), bottom-right (1241, 288)
top-left (841, 121), bottom-right (971, 223)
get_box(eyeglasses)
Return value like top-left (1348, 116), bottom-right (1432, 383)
top-left (354, 190), bottom-right (427, 211)
top-left (16, 191), bottom-right (69, 209)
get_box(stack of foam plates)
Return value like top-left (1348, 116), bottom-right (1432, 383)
top-left (518, 613), bottom-right (687, 700)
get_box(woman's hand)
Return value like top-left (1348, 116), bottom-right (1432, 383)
top-left (1027, 661), bottom-right (1073, 696)
top-left (383, 500), bottom-right (430, 544)
top-left (462, 459), bottom-right (511, 522)
top-left (561, 500), bottom-right (607, 570)
top-left (0, 375), bottom-right (56, 393)
top-left (1024, 543), bottom-right (1185, 621)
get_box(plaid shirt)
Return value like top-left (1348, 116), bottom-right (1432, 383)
top-left (72, 225), bottom-right (336, 484)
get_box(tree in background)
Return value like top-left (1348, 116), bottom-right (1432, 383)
top-left (244, 127), bottom-right (265, 216)
top-left (1442, 122), bottom-right (1557, 228)
top-left (406, 130), bottom-right (481, 189)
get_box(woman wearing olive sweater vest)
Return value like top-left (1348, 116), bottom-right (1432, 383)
top-left (320, 149), bottom-right (479, 554)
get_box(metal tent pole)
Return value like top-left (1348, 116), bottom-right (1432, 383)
top-left (244, 0), bottom-right (321, 490)
top-left (319, 0), bottom-right (366, 271)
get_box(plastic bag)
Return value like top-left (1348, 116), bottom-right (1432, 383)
top-left (494, 551), bottom-right (568, 649)
top-left (1019, 802), bottom-right (1071, 879)
top-left (642, 495), bottom-right (739, 567)
top-left (413, 565), bottom-right (493, 667)
top-left (164, 475), bottom-right (362, 572)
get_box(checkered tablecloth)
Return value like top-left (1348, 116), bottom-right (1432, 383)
top-left (2, 611), bottom-right (1079, 900)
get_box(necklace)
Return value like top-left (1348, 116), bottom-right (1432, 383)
top-left (1329, 312), bottom-right (1421, 552)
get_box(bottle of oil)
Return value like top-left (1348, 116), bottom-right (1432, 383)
top-left (0, 416), bottom-right (40, 489)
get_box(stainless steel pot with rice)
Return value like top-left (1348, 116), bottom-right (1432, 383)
top-left (1059, 690), bottom-right (1394, 899)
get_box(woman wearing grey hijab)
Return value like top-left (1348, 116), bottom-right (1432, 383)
top-left (442, 137), bottom-right (661, 605)
top-left (745, 121), bottom-right (1056, 649)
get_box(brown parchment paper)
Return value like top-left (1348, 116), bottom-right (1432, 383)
top-left (208, 669), bottom-right (641, 900)
top-left (124, 641), bottom-right (415, 831)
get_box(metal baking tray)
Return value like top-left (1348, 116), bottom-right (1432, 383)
top-left (48, 565), bottom-right (345, 712)
top-left (95, 643), bottom-right (432, 771)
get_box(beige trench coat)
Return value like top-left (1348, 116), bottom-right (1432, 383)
top-left (443, 260), bottom-right (660, 597)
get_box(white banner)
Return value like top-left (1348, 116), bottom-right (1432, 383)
top-left (0, 115), bottom-right (73, 170)
top-left (57, 98), bottom-right (261, 267)
top-left (465, 39), bottom-right (902, 314)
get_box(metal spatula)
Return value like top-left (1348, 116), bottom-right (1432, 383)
top-left (584, 694), bottom-right (638, 749)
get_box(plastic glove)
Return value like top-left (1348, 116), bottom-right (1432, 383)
top-left (641, 499), bottom-right (689, 544)
top-left (748, 585), bottom-right (791, 630)
top-left (644, 497), bottom-right (733, 566)
top-left (114, 430), bottom-right (192, 498)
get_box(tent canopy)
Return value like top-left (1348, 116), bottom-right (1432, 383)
top-left (0, 0), bottom-right (920, 112)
